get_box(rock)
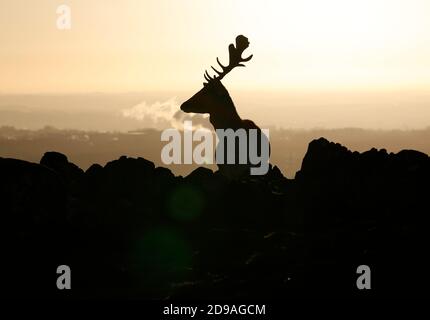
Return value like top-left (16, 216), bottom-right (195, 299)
top-left (185, 167), bottom-right (213, 181)
top-left (0, 157), bottom-right (69, 297)
top-left (40, 151), bottom-right (84, 184)
top-left (155, 166), bottom-right (175, 179)
top-left (2, 140), bottom-right (430, 298)
top-left (296, 137), bottom-right (352, 179)
top-left (85, 163), bottom-right (103, 176)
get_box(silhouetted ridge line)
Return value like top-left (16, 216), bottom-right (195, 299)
top-left (1, 137), bottom-right (429, 299)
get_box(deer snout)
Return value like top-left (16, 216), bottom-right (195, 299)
top-left (180, 101), bottom-right (191, 113)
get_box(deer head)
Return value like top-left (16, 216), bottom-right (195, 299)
top-left (180, 35), bottom-right (253, 119)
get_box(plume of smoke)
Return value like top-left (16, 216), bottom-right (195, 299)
top-left (122, 97), bottom-right (211, 130)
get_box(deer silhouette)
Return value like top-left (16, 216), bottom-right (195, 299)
top-left (181, 35), bottom-right (270, 177)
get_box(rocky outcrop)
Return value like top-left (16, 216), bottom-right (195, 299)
top-left (1, 138), bottom-right (429, 299)
top-left (40, 151), bottom-right (84, 187)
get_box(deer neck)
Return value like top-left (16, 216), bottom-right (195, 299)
top-left (209, 107), bottom-right (242, 130)
top-left (208, 95), bottom-right (242, 130)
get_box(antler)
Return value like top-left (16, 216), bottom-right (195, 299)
top-left (204, 35), bottom-right (253, 83)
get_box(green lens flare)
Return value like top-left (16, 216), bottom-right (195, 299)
top-left (136, 227), bottom-right (192, 274)
top-left (167, 186), bottom-right (205, 221)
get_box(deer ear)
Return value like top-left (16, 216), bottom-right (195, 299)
top-left (203, 82), bottom-right (208, 87)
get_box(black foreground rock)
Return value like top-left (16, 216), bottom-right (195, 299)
top-left (1, 137), bottom-right (429, 299)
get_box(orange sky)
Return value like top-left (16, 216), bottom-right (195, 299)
top-left (1, 0), bottom-right (430, 93)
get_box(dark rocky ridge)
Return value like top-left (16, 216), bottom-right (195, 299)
top-left (1, 137), bottom-right (429, 299)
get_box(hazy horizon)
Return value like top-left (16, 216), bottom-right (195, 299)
top-left (2, 0), bottom-right (430, 131)
top-left (1, 89), bottom-right (430, 131)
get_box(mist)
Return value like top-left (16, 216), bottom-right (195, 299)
top-left (1, 89), bottom-right (430, 132)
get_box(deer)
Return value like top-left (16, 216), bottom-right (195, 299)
top-left (180, 35), bottom-right (270, 178)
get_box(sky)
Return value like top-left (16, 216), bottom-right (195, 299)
top-left (1, 0), bottom-right (430, 94)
